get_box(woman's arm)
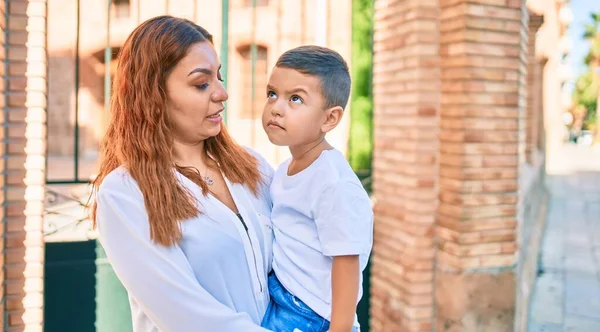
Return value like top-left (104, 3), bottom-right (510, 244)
top-left (97, 187), bottom-right (269, 332)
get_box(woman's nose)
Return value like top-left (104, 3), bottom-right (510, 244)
top-left (212, 81), bottom-right (229, 102)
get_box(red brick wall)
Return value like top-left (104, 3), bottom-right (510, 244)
top-left (371, 0), bottom-right (440, 330)
top-left (436, 1), bottom-right (528, 330)
top-left (372, 0), bottom-right (530, 331)
top-left (0, 0), bottom-right (6, 328)
top-left (437, 0), bottom-right (525, 272)
top-left (3, 0), bottom-right (48, 330)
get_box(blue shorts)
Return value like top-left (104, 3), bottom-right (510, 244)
top-left (261, 273), bottom-right (359, 332)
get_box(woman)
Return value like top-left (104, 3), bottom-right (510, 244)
top-left (90, 16), bottom-right (274, 331)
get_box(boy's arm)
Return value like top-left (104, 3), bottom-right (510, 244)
top-left (313, 180), bottom-right (373, 331)
top-left (330, 255), bottom-right (360, 332)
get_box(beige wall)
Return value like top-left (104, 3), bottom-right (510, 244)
top-left (515, 2), bottom-right (570, 330)
top-left (527, 0), bottom-right (572, 173)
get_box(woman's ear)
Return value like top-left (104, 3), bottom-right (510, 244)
top-left (321, 106), bottom-right (344, 133)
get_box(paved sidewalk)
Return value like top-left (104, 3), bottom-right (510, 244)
top-left (528, 170), bottom-right (600, 332)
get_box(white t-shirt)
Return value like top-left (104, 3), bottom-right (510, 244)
top-left (270, 149), bottom-right (373, 327)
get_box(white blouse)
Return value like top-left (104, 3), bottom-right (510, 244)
top-left (96, 152), bottom-right (274, 332)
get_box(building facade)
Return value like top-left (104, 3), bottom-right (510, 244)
top-left (45, 0), bottom-right (352, 184)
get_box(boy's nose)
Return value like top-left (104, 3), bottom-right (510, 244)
top-left (270, 103), bottom-right (283, 117)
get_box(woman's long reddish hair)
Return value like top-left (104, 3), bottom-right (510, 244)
top-left (90, 16), bottom-right (262, 246)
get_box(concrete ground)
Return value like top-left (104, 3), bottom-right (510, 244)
top-left (528, 144), bottom-right (600, 332)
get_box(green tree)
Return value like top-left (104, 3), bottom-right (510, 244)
top-left (573, 12), bottom-right (600, 134)
top-left (583, 12), bottom-right (600, 67)
top-left (349, 0), bottom-right (373, 171)
top-left (573, 71), bottom-right (597, 131)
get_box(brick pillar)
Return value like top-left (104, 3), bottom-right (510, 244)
top-left (526, 13), bottom-right (543, 163)
top-left (3, 0), bottom-right (48, 330)
top-left (436, 1), bottom-right (527, 331)
top-left (0, 1), bottom-right (6, 328)
top-left (371, 0), bottom-right (440, 331)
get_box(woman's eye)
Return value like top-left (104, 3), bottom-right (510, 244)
top-left (291, 95), bottom-right (303, 104)
top-left (196, 83), bottom-right (209, 90)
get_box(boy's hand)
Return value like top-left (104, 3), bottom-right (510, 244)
top-left (330, 255), bottom-right (359, 332)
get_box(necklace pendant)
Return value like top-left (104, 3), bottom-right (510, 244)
top-left (203, 176), bottom-right (214, 186)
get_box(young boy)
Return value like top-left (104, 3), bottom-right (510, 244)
top-left (260, 45), bottom-right (373, 332)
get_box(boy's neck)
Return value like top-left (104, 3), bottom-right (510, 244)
top-left (287, 138), bottom-right (332, 176)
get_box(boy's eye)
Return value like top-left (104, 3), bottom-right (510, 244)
top-left (290, 95), bottom-right (303, 104)
top-left (267, 91), bottom-right (277, 99)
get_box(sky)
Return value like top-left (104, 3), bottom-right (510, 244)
top-left (567, 0), bottom-right (600, 78)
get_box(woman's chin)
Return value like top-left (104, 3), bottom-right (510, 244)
top-left (202, 126), bottom-right (222, 139)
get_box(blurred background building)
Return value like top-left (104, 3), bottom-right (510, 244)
top-left (46, 0), bottom-right (352, 184)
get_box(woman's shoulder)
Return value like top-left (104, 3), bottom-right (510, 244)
top-left (243, 147), bottom-right (274, 179)
top-left (98, 166), bottom-right (144, 202)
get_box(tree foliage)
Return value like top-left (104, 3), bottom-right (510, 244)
top-left (573, 12), bottom-right (600, 132)
top-left (349, 0), bottom-right (373, 171)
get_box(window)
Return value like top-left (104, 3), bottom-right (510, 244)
top-left (239, 45), bottom-right (268, 119)
top-left (247, 0), bottom-right (269, 6)
top-left (113, 0), bottom-right (130, 19)
top-left (236, 0), bottom-right (269, 7)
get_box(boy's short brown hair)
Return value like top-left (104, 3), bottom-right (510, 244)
top-left (275, 45), bottom-right (351, 109)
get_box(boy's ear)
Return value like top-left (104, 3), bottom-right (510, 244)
top-left (321, 106), bottom-right (344, 133)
